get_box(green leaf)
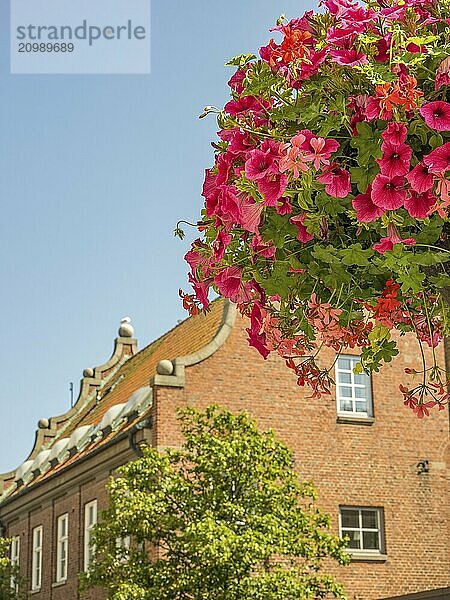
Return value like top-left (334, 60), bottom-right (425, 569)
top-left (350, 123), bottom-right (382, 166)
top-left (413, 252), bottom-right (450, 266)
top-left (225, 53), bottom-right (256, 67)
top-left (428, 133), bottom-right (444, 150)
top-left (350, 165), bottom-right (379, 194)
top-left (312, 245), bottom-right (339, 264)
top-left (339, 244), bottom-right (374, 267)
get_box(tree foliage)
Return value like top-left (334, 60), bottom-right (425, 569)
top-left (180, 0), bottom-right (450, 417)
top-left (0, 538), bottom-right (27, 600)
top-left (82, 406), bottom-right (349, 600)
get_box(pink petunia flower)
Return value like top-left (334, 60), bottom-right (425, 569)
top-left (404, 190), bottom-right (437, 219)
top-left (381, 122), bottom-right (407, 146)
top-left (330, 48), bottom-right (368, 67)
top-left (326, 26), bottom-right (356, 47)
top-left (185, 240), bottom-right (211, 273)
top-left (406, 163), bottom-right (434, 193)
top-left (435, 56), bottom-right (450, 90)
top-left (189, 277), bottom-right (212, 310)
top-left (212, 230), bottom-right (232, 261)
top-left (245, 148), bottom-right (278, 181)
top-left (216, 153), bottom-right (234, 186)
top-left (228, 68), bottom-right (246, 94)
top-left (420, 101), bottom-right (450, 131)
top-left (290, 213), bottom-right (314, 243)
top-left (237, 196), bottom-right (264, 234)
top-left (377, 141), bottom-right (412, 178)
top-left (214, 266), bottom-right (253, 303)
top-left (365, 97), bottom-right (392, 121)
top-left (276, 196), bottom-right (293, 215)
top-left (317, 163), bottom-right (351, 198)
top-left (246, 303), bottom-right (270, 359)
top-left (250, 234), bottom-right (276, 259)
top-left (257, 174), bottom-right (288, 206)
top-left (371, 174), bottom-right (407, 210)
top-left (374, 35), bottom-right (391, 62)
top-left (373, 223), bottom-right (416, 254)
top-left (423, 142), bottom-right (450, 174)
top-left (219, 128), bottom-right (255, 158)
top-left (348, 94), bottom-right (369, 133)
top-left (224, 95), bottom-right (270, 117)
top-left (297, 48), bottom-right (328, 81)
top-left (352, 185), bottom-right (385, 222)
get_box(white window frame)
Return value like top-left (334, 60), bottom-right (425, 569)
top-left (339, 507), bottom-right (384, 554)
top-left (10, 536), bottom-right (20, 590)
top-left (115, 535), bottom-right (131, 563)
top-left (84, 500), bottom-right (97, 571)
top-left (31, 526), bottom-right (43, 591)
top-left (56, 513), bottom-right (68, 583)
top-left (335, 355), bottom-right (373, 417)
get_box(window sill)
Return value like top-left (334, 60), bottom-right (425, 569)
top-left (348, 551), bottom-right (387, 561)
top-left (337, 415), bottom-right (375, 425)
top-left (30, 588), bottom-right (41, 595)
top-left (52, 580), bottom-right (67, 588)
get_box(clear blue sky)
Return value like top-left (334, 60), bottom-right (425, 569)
top-left (0, 0), bottom-right (315, 472)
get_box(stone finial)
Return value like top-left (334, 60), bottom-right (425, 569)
top-left (157, 359), bottom-right (174, 375)
top-left (83, 368), bottom-right (94, 377)
top-left (119, 317), bottom-right (134, 338)
top-left (38, 418), bottom-right (49, 429)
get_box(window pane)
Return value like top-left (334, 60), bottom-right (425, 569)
top-left (355, 400), bottom-right (368, 413)
top-left (354, 372), bottom-right (367, 385)
top-left (339, 386), bottom-right (352, 398)
top-left (355, 387), bottom-right (367, 399)
top-left (363, 531), bottom-right (380, 550)
top-left (362, 510), bottom-right (378, 529)
top-left (345, 530), bottom-right (361, 549)
top-left (338, 372), bottom-right (351, 384)
top-left (341, 509), bottom-right (359, 528)
top-left (339, 398), bottom-right (353, 412)
top-left (338, 358), bottom-right (351, 370)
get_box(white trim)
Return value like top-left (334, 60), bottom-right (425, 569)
top-left (84, 500), bottom-right (97, 571)
top-left (56, 513), bottom-right (68, 583)
top-left (31, 525), bottom-right (43, 590)
top-left (339, 507), bottom-right (383, 553)
top-left (10, 536), bottom-right (20, 591)
top-left (335, 355), bottom-right (373, 418)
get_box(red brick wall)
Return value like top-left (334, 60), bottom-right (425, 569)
top-left (153, 314), bottom-right (450, 600)
top-left (7, 477), bottom-right (109, 600)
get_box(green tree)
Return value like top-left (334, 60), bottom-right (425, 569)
top-left (0, 538), bottom-right (27, 600)
top-left (82, 406), bottom-right (349, 600)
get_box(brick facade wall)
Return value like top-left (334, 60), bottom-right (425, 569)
top-left (1, 312), bottom-right (449, 600)
top-left (7, 477), bottom-right (109, 600)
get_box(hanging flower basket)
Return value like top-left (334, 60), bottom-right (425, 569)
top-left (179, 0), bottom-right (450, 417)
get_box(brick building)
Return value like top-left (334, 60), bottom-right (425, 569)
top-left (0, 300), bottom-right (449, 600)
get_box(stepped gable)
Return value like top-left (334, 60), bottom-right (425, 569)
top-left (0, 299), bottom-right (233, 500)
